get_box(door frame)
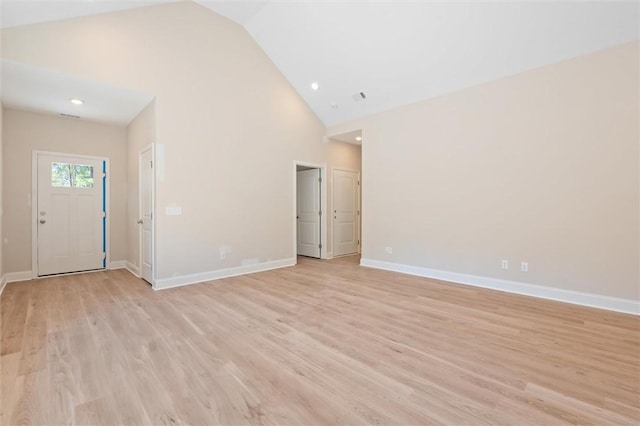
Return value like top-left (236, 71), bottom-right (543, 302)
top-left (139, 144), bottom-right (156, 287)
top-left (332, 167), bottom-right (361, 257)
top-left (31, 150), bottom-right (111, 278)
top-left (293, 161), bottom-right (328, 261)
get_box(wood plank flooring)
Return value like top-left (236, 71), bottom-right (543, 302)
top-left (1, 255), bottom-right (639, 425)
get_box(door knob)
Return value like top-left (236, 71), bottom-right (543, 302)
top-left (39, 219), bottom-right (46, 224)
top-left (137, 219), bottom-right (143, 224)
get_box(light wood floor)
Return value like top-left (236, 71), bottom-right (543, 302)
top-left (1, 255), bottom-right (639, 425)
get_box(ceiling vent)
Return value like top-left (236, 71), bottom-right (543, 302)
top-left (352, 91), bottom-right (367, 102)
top-left (60, 113), bottom-right (80, 119)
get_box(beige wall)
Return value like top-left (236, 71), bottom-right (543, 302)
top-left (329, 41), bottom-right (639, 301)
top-left (328, 142), bottom-right (361, 174)
top-left (2, 108), bottom-right (128, 273)
top-left (0, 2), bottom-right (355, 280)
top-left (126, 102), bottom-right (155, 271)
top-left (8, 1), bottom-right (628, 303)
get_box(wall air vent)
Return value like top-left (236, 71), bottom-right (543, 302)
top-left (60, 113), bottom-right (80, 119)
top-left (352, 91), bottom-right (367, 102)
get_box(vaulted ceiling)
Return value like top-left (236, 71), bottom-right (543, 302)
top-left (1, 0), bottom-right (638, 127)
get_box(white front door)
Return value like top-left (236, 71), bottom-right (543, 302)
top-left (139, 147), bottom-right (154, 284)
top-left (37, 153), bottom-right (105, 276)
top-left (297, 169), bottom-right (321, 258)
top-left (333, 169), bottom-right (359, 257)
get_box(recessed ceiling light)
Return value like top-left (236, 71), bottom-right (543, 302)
top-left (355, 136), bottom-right (362, 142)
top-left (69, 98), bottom-right (84, 105)
top-left (311, 82), bottom-right (319, 91)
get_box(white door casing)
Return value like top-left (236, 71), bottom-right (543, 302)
top-left (333, 169), bottom-right (360, 257)
top-left (35, 152), bottom-right (105, 276)
top-left (139, 146), bottom-right (154, 284)
top-left (296, 168), bottom-right (321, 258)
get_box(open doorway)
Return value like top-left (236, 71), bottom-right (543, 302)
top-left (294, 162), bottom-right (327, 260)
top-left (326, 129), bottom-right (363, 258)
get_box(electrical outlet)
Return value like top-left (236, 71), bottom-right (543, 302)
top-left (501, 260), bottom-right (509, 270)
top-left (385, 246), bottom-right (393, 254)
top-left (521, 262), bottom-right (528, 272)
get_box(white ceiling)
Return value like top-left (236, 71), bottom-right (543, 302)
top-left (1, 0), bottom-right (638, 127)
top-left (1, 59), bottom-right (154, 126)
top-left (0, 0), bottom-right (178, 28)
top-left (232, 1), bottom-right (639, 126)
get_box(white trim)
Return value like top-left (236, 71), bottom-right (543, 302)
top-left (293, 161), bottom-right (328, 260)
top-left (31, 152), bottom-right (37, 277)
top-left (3, 271), bottom-right (33, 284)
top-left (154, 257), bottom-right (296, 290)
top-left (360, 258), bottom-right (640, 315)
top-left (31, 150), bottom-right (111, 278)
top-left (332, 167), bottom-right (361, 257)
top-left (126, 261), bottom-right (140, 278)
top-left (0, 275), bottom-right (6, 297)
top-left (104, 159), bottom-right (111, 271)
top-left (108, 260), bottom-right (127, 270)
top-left (325, 251), bottom-right (333, 260)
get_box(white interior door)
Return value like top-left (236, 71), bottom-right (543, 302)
top-left (297, 169), bottom-right (321, 258)
top-left (139, 147), bottom-right (154, 284)
top-left (333, 169), bottom-right (359, 257)
top-left (37, 153), bottom-right (105, 276)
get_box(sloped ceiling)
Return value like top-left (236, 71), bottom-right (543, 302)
top-left (1, 0), bottom-right (638, 127)
top-left (206, 0), bottom-right (639, 126)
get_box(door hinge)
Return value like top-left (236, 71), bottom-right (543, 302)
top-left (150, 160), bottom-right (153, 168)
top-left (357, 210), bottom-right (360, 216)
top-left (319, 243), bottom-right (322, 249)
top-left (358, 180), bottom-right (360, 186)
top-left (358, 240), bottom-right (360, 245)
top-left (103, 252), bottom-right (107, 259)
top-left (102, 212), bottom-right (106, 218)
top-left (319, 177), bottom-right (322, 183)
top-left (318, 210), bottom-right (322, 216)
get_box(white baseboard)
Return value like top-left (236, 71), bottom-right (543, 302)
top-left (4, 271), bottom-right (33, 284)
top-left (360, 258), bottom-right (639, 316)
top-left (154, 257), bottom-right (296, 290)
top-left (0, 271), bottom-right (33, 296)
top-left (111, 260), bottom-right (140, 278)
top-left (323, 251), bottom-right (333, 260)
top-left (125, 261), bottom-right (140, 277)
top-left (109, 260), bottom-right (127, 270)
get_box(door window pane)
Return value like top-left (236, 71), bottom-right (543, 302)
top-left (74, 165), bottom-right (94, 188)
top-left (51, 163), bottom-right (72, 187)
top-left (51, 162), bottom-right (95, 188)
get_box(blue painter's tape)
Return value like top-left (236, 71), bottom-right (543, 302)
top-left (102, 161), bottom-right (106, 268)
